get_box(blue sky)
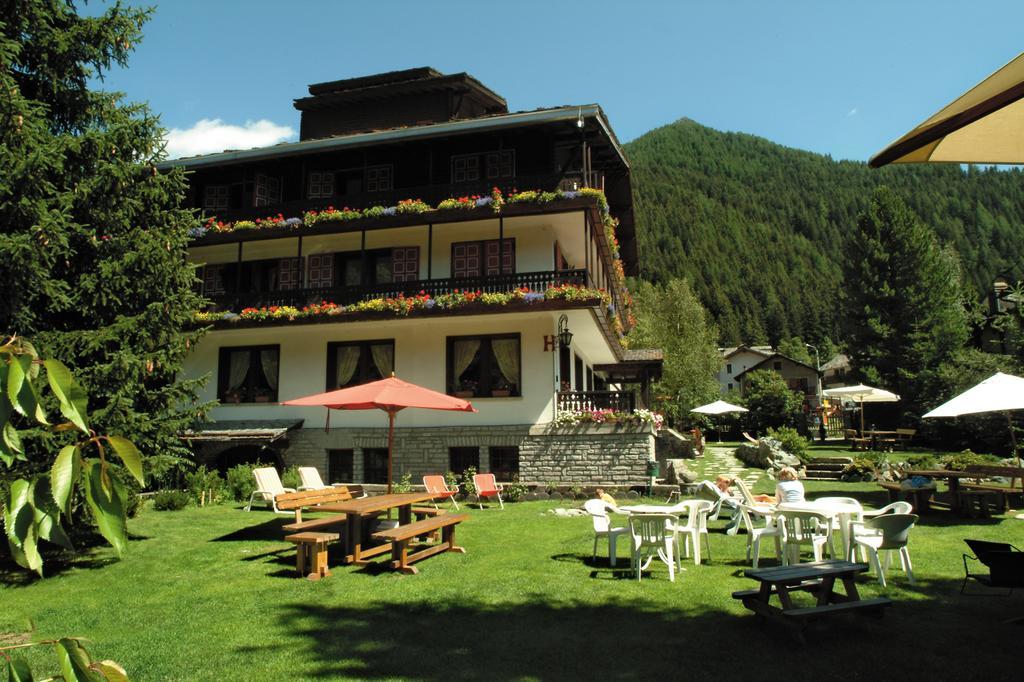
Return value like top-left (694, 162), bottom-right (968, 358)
top-left (89, 0), bottom-right (1024, 161)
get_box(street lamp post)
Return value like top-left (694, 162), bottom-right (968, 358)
top-left (806, 343), bottom-right (826, 442)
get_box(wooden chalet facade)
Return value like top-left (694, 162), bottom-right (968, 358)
top-left (167, 68), bottom-right (661, 486)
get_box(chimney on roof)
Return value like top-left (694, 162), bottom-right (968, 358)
top-left (292, 67), bottom-right (508, 140)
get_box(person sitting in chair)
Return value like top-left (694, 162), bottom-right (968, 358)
top-left (751, 466), bottom-right (805, 504)
top-left (697, 475), bottom-right (743, 535)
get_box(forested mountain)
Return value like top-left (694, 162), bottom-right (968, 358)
top-left (625, 118), bottom-right (1024, 345)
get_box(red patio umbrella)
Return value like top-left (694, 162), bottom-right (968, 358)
top-left (282, 375), bottom-right (476, 493)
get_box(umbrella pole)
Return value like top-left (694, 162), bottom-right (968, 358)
top-left (1007, 411), bottom-right (1021, 468)
top-left (387, 409), bottom-right (395, 495)
top-left (860, 399), bottom-right (865, 437)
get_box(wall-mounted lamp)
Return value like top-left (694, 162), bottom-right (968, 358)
top-left (557, 314), bottom-right (573, 349)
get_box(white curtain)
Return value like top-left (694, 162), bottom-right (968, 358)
top-left (370, 343), bottom-right (394, 378)
top-left (228, 351), bottom-right (250, 391)
top-left (335, 346), bottom-right (361, 387)
top-left (452, 340), bottom-right (481, 382)
top-left (491, 338), bottom-right (520, 388)
top-left (260, 350), bottom-right (279, 390)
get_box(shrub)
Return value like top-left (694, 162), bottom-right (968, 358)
top-left (281, 466), bottom-right (302, 490)
top-left (186, 465), bottom-right (225, 505)
top-left (905, 453), bottom-right (938, 470)
top-left (941, 449), bottom-right (1001, 471)
top-left (459, 467), bottom-right (477, 497)
top-left (153, 490), bottom-right (190, 511)
top-left (226, 464), bottom-right (256, 502)
top-left (393, 472), bottom-right (413, 493)
top-left (765, 426), bottom-right (809, 462)
top-left (444, 471), bottom-right (460, 493)
top-left (502, 478), bottom-right (528, 502)
top-left (842, 452), bottom-right (885, 482)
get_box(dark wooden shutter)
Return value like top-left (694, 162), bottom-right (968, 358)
top-left (485, 239), bottom-right (515, 276)
top-left (391, 247), bottom-right (420, 282)
top-left (202, 265), bottom-right (225, 295)
top-left (277, 257), bottom-right (302, 290)
top-left (452, 242), bottom-right (481, 278)
top-left (307, 254), bottom-right (334, 288)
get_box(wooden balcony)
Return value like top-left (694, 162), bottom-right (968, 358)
top-left (205, 269), bottom-right (590, 312)
top-left (557, 390), bottom-right (636, 414)
top-left (210, 172), bottom-right (605, 224)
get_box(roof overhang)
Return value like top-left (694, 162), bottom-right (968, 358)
top-left (157, 104), bottom-right (628, 172)
top-left (594, 359), bottom-right (663, 383)
top-left (181, 419), bottom-right (304, 443)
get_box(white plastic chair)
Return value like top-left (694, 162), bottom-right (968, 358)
top-left (862, 501), bottom-right (913, 518)
top-left (850, 513), bottom-right (919, 587)
top-left (628, 513), bottom-right (676, 582)
top-left (584, 499), bottom-right (628, 567)
top-left (668, 500), bottom-right (714, 566)
top-left (245, 467), bottom-right (295, 513)
top-left (776, 510), bottom-right (831, 565)
top-left (738, 503), bottom-right (782, 568)
top-left (732, 477), bottom-right (775, 514)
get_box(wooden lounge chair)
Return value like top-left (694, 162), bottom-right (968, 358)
top-left (472, 473), bottom-right (504, 510)
top-left (423, 474), bottom-right (460, 510)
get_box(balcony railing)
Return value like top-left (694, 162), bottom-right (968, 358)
top-left (557, 390), bottom-right (636, 414)
top-left (210, 172), bottom-right (606, 224)
top-left (206, 268), bottom-right (589, 312)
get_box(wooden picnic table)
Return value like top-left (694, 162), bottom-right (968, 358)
top-left (319, 492), bottom-right (436, 565)
top-left (733, 560), bottom-right (892, 642)
top-left (902, 470), bottom-right (987, 514)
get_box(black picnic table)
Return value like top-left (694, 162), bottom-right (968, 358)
top-left (732, 560), bottom-right (892, 642)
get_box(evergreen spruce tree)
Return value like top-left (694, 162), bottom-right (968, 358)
top-left (628, 278), bottom-right (722, 424)
top-left (842, 186), bottom-right (968, 415)
top-left (0, 1), bottom-right (207, 473)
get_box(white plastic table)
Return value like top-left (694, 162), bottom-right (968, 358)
top-left (618, 504), bottom-right (682, 515)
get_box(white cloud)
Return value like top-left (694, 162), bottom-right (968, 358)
top-left (847, 108), bottom-right (858, 117)
top-left (164, 118), bottom-right (296, 159)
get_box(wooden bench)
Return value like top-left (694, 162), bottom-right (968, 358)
top-left (781, 598), bottom-right (892, 620)
top-left (957, 489), bottom-right (997, 518)
top-left (878, 481), bottom-right (935, 513)
top-left (893, 428), bottom-right (916, 450)
top-left (371, 513), bottom-right (468, 574)
top-left (285, 531), bottom-right (339, 580)
top-left (275, 486), bottom-right (357, 523)
top-left (959, 465), bottom-right (1024, 513)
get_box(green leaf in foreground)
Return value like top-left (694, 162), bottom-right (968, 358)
top-left (83, 459), bottom-right (128, 556)
top-left (51, 445), bottom-right (81, 513)
top-left (106, 436), bottom-right (144, 486)
top-left (44, 359), bottom-right (90, 434)
top-left (55, 638), bottom-right (101, 682)
top-left (5, 656), bottom-right (35, 682)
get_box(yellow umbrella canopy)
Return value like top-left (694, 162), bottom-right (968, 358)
top-left (870, 52), bottom-right (1024, 167)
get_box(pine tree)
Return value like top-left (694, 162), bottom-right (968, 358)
top-left (0, 1), bottom-right (207, 473)
top-left (842, 186), bottom-right (969, 415)
top-left (628, 278), bottom-right (722, 424)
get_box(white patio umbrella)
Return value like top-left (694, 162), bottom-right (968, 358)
top-left (822, 384), bottom-right (900, 435)
top-left (691, 400), bottom-right (748, 442)
top-left (922, 372), bottom-right (1024, 465)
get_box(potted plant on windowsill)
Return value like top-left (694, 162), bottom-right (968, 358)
top-left (454, 379), bottom-right (477, 399)
top-left (223, 389), bottom-right (243, 404)
top-left (253, 389), bottom-right (273, 403)
top-left (491, 378), bottom-right (513, 398)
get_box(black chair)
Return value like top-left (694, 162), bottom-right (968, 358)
top-left (962, 539), bottom-right (1024, 595)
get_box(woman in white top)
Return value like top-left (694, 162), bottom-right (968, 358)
top-left (774, 466), bottom-right (805, 504)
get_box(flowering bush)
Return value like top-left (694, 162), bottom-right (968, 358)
top-left (437, 196), bottom-right (478, 211)
top-left (555, 408), bottom-right (664, 431)
top-left (239, 305), bottom-right (301, 321)
top-left (395, 198), bottom-right (431, 214)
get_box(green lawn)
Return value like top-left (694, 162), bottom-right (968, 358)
top-left (3, 478), bottom-right (1022, 681)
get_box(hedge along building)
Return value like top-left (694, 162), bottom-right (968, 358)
top-left (165, 68), bottom-right (663, 486)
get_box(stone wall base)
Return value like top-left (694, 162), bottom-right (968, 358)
top-left (225, 423), bottom-right (659, 485)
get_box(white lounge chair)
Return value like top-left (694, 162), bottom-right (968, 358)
top-left (297, 466), bottom-right (333, 491)
top-left (584, 499), bottom-right (628, 567)
top-left (628, 513), bottom-right (677, 582)
top-left (245, 467), bottom-right (295, 513)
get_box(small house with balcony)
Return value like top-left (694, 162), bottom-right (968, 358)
top-left (167, 68), bottom-right (663, 487)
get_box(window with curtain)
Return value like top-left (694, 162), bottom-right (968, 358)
top-left (363, 448), bottom-right (389, 484)
top-left (326, 340), bottom-right (395, 390)
top-left (488, 446), bottom-right (519, 481)
top-left (216, 346), bottom-right (280, 403)
top-left (446, 334), bottom-right (520, 398)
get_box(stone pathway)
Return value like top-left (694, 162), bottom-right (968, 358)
top-left (695, 444), bottom-right (764, 489)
